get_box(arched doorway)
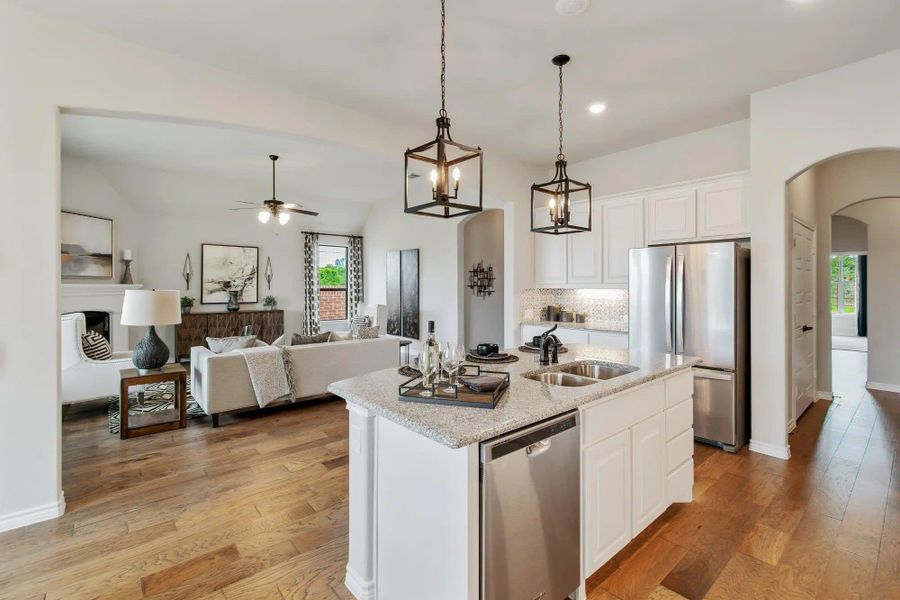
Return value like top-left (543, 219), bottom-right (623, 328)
top-left (458, 209), bottom-right (504, 349)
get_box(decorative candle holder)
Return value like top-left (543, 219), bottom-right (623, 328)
top-left (120, 259), bottom-right (134, 285)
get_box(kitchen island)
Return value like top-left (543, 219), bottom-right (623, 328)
top-left (328, 344), bottom-right (699, 600)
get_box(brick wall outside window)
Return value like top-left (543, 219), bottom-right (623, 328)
top-left (320, 287), bottom-right (347, 321)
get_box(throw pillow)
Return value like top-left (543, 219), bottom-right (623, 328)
top-left (291, 332), bottom-right (332, 345)
top-left (330, 330), bottom-right (353, 342)
top-left (356, 326), bottom-right (380, 339)
top-left (206, 335), bottom-right (258, 354)
top-left (81, 331), bottom-right (112, 360)
top-left (350, 315), bottom-right (371, 337)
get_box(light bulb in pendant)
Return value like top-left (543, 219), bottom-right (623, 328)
top-left (452, 167), bottom-right (460, 182)
top-left (278, 211), bottom-right (291, 225)
top-left (429, 169), bottom-right (438, 187)
top-left (258, 210), bottom-right (271, 224)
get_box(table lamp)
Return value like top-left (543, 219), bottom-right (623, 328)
top-left (121, 289), bottom-right (182, 372)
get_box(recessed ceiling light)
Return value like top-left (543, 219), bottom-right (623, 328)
top-left (588, 102), bottom-right (607, 114)
top-left (555, 0), bottom-right (591, 17)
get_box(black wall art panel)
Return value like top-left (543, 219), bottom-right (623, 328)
top-left (385, 248), bottom-right (420, 339)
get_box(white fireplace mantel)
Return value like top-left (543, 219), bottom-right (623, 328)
top-left (60, 283), bottom-right (144, 352)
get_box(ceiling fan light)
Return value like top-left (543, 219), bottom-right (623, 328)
top-left (278, 212), bottom-right (291, 225)
top-left (258, 210), bottom-right (271, 224)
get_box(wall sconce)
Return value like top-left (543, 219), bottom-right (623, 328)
top-left (182, 253), bottom-right (192, 289)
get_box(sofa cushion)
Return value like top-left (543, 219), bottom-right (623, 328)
top-left (81, 331), bottom-right (112, 361)
top-left (330, 330), bottom-right (353, 342)
top-left (356, 326), bottom-right (380, 340)
top-left (291, 332), bottom-right (332, 345)
top-left (206, 335), bottom-right (258, 353)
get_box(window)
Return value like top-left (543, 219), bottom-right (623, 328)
top-left (319, 245), bottom-right (348, 321)
top-left (830, 254), bottom-right (858, 314)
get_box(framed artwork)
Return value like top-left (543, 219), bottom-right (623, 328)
top-left (386, 248), bottom-right (420, 339)
top-left (60, 211), bottom-right (114, 279)
top-left (201, 244), bottom-right (259, 304)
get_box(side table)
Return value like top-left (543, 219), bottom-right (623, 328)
top-left (119, 363), bottom-right (187, 440)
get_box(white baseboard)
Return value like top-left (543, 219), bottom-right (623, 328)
top-left (345, 564), bottom-right (376, 600)
top-left (0, 492), bottom-right (65, 533)
top-left (749, 440), bottom-right (791, 460)
top-left (816, 391), bottom-right (833, 401)
top-left (866, 381), bottom-right (900, 394)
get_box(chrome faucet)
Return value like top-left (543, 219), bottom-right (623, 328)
top-left (539, 325), bottom-right (560, 366)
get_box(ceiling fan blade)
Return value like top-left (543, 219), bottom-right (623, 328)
top-left (282, 203), bottom-right (298, 209)
top-left (285, 208), bottom-right (319, 216)
top-left (235, 200), bottom-right (258, 205)
top-left (229, 207), bottom-right (260, 211)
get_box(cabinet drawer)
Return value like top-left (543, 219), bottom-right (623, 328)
top-left (665, 370), bottom-right (693, 407)
top-left (667, 428), bottom-right (693, 473)
top-left (666, 398), bottom-right (693, 441)
top-left (583, 381), bottom-right (665, 446)
top-left (666, 458), bottom-right (694, 504)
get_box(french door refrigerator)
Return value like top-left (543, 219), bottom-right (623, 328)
top-left (628, 241), bottom-right (750, 452)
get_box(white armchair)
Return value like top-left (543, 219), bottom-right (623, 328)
top-left (61, 312), bottom-right (135, 404)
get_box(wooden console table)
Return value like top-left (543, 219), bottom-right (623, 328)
top-left (119, 364), bottom-right (187, 440)
top-left (175, 309), bottom-right (284, 361)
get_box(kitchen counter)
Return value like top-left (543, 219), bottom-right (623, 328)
top-left (328, 344), bottom-right (697, 449)
top-left (521, 319), bottom-right (627, 333)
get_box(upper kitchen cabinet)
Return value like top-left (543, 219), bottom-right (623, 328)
top-left (646, 186), bottom-right (697, 244)
top-left (697, 175), bottom-right (750, 239)
top-left (567, 200), bottom-right (602, 286)
top-left (602, 196), bottom-right (644, 285)
top-left (533, 227), bottom-right (568, 286)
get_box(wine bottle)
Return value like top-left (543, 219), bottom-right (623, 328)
top-left (421, 320), bottom-right (438, 387)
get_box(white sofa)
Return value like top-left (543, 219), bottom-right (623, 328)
top-left (191, 336), bottom-right (399, 426)
top-left (61, 312), bottom-right (135, 404)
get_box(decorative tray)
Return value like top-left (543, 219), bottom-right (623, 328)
top-left (398, 364), bottom-right (510, 409)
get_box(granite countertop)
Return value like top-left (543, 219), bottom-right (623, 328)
top-left (521, 320), bottom-right (628, 334)
top-left (328, 344), bottom-right (698, 449)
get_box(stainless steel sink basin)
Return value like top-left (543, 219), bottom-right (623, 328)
top-left (557, 362), bottom-right (638, 380)
top-left (524, 372), bottom-right (600, 387)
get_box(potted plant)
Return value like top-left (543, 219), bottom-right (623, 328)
top-left (263, 295), bottom-right (277, 311)
top-left (180, 296), bottom-right (195, 314)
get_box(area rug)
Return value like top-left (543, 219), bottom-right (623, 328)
top-left (106, 379), bottom-right (206, 434)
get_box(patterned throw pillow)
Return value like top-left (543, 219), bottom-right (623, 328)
top-left (350, 315), bottom-right (371, 337)
top-left (81, 331), bottom-right (112, 360)
top-left (206, 335), bottom-right (258, 354)
top-left (291, 332), bottom-right (332, 345)
top-left (356, 326), bottom-right (379, 340)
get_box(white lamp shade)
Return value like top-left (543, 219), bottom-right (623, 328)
top-left (120, 290), bottom-right (182, 326)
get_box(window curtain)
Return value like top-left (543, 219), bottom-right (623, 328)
top-left (302, 232), bottom-right (320, 335)
top-left (347, 236), bottom-right (364, 320)
top-left (857, 254), bottom-right (868, 337)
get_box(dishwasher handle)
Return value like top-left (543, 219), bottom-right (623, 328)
top-left (525, 439), bottom-right (552, 458)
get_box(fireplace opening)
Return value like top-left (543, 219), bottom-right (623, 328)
top-left (82, 311), bottom-right (111, 342)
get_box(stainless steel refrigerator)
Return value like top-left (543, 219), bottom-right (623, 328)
top-left (628, 242), bottom-right (750, 452)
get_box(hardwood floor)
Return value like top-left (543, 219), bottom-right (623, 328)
top-left (0, 349), bottom-right (897, 599)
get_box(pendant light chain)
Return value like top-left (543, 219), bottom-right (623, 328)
top-left (558, 62), bottom-right (565, 161)
top-left (439, 0), bottom-right (447, 118)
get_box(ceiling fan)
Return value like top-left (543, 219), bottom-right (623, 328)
top-left (231, 155), bottom-right (319, 224)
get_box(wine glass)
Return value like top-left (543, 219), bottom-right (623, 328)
top-left (441, 342), bottom-right (464, 393)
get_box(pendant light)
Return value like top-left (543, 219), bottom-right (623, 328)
top-left (531, 55), bottom-right (592, 235)
top-left (404, 0), bottom-right (483, 218)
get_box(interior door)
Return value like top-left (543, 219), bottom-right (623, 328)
top-left (791, 219), bottom-right (817, 428)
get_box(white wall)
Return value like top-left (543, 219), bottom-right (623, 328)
top-left (568, 120), bottom-right (749, 197)
top-left (0, 2), bottom-right (537, 530)
top-left (831, 216), bottom-right (868, 254)
top-left (461, 210), bottom-right (504, 349)
top-left (841, 198), bottom-right (900, 387)
top-left (749, 48), bottom-right (900, 459)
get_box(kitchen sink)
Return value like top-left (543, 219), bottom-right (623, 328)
top-left (557, 362), bottom-right (638, 380)
top-left (523, 361), bottom-right (639, 387)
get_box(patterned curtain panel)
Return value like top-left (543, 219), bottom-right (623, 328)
top-left (302, 232), bottom-right (320, 335)
top-left (347, 236), bottom-right (364, 320)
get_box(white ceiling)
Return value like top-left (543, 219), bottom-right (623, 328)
top-left (28, 0), bottom-right (900, 166)
top-left (62, 113), bottom-right (386, 229)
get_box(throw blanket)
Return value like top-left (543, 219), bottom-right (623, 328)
top-left (234, 346), bottom-right (295, 408)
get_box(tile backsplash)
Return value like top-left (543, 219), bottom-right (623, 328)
top-left (519, 288), bottom-right (628, 332)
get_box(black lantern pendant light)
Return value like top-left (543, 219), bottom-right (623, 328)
top-left (404, 0), bottom-right (483, 218)
top-left (531, 55), bottom-right (592, 235)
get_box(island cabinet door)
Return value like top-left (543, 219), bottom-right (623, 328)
top-left (630, 413), bottom-right (667, 534)
top-left (583, 429), bottom-right (632, 575)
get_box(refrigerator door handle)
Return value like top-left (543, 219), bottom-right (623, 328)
top-left (664, 255), bottom-right (673, 352)
top-left (676, 255), bottom-right (685, 354)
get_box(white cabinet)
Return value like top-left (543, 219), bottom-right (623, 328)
top-left (567, 201), bottom-right (603, 285)
top-left (647, 187), bottom-right (697, 244)
top-left (601, 196), bottom-right (644, 285)
top-left (630, 413), bottom-right (667, 533)
top-left (697, 175), bottom-right (749, 238)
top-left (533, 230), bottom-right (567, 286)
top-left (587, 331), bottom-right (628, 349)
top-left (583, 429), bottom-right (631, 574)
top-left (553, 328), bottom-right (590, 345)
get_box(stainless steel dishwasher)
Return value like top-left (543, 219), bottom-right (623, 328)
top-left (481, 410), bottom-right (580, 600)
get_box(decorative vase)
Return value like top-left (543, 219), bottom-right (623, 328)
top-left (266, 304), bottom-right (276, 311)
top-left (133, 325), bottom-right (169, 373)
top-left (226, 291), bottom-right (240, 312)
